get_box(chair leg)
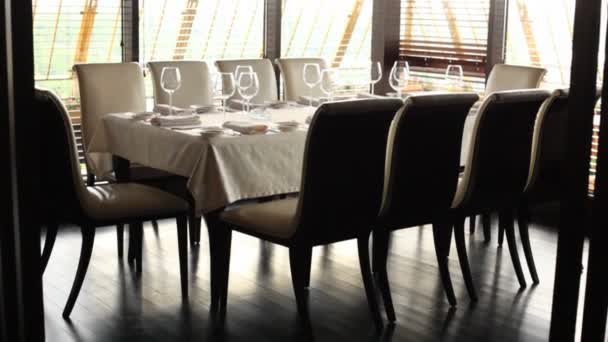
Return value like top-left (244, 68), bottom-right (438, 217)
top-left (482, 213), bottom-right (491, 243)
top-left (208, 224), bottom-right (219, 314)
top-left (41, 223), bottom-right (58, 274)
top-left (303, 247), bottom-right (313, 288)
top-left (129, 222), bottom-right (144, 273)
top-left (454, 216), bottom-right (477, 301)
top-left (188, 213), bottom-right (201, 247)
top-left (116, 224), bottom-right (124, 259)
top-left (432, 220), bottom-right (457, 307)
top-left (469, 215), bottom-right (476, 234)
top-left (176, 215), bottom-right (189, 300)
top-left (357, 234), bottom-right (384, 331)
top-left (500, 210), bottom-right (527, 288)
top-left (289, 246), bottom-right (311, 322)
top-left (62, 226), bottom-right (95, 319)
top-left (373, 227), bottom-right (395, 322)
top-left (517, 202), bottom-right (539, 284)
top-left (216, 228), bottom-right (232, 324)
top-left (151, 220), bottom-right (159, 234)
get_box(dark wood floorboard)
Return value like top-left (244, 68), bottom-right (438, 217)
top-left (42, 204), bottom-right (582, 341)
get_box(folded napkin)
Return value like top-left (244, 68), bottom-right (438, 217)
top-left (222, 121), bottom-right (268, 135)
top-left (297, 95), bottom-right (353, 106)
top-left (154, 104), bottom-right (191, 116)
top-left (126, 111), bottom-right (156, 120)
top-left (150, 114), bottom-right (201, 127)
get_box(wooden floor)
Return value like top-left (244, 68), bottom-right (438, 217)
top-left (42, 205), bottom-right (574, 341)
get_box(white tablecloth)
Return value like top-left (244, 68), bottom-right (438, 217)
top-left (88, 107), bottom-right (315, 213)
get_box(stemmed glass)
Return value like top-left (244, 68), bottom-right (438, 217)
top-left (445, 64), bottom-right (464, 90)
top-left (237, 72), bottom-right (259, 114)
top-left (320, 69), bottom-right (337, 103)
top-left (389, 61), bottom-right (410, 98)
top-left (370, 61), bottom-right (382, 94)
top-left (214, 72), bottom-right (236, 120)
top-left (303, 63), bottom-right (321, 107)
top-left (160, 67), bottom-right (182, 115)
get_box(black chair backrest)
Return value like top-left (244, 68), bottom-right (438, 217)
top-left (379, 93), bottom-right (479, 227)
top-left (457, 89), bottom-right (551, 211)
top-left (294, 98), bottom-right (403, 245)
top-left (37, 88), bottom-right (85, 221)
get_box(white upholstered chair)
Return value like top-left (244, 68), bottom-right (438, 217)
top-left (37, 88), bottom-right (189, 319)
top-left (275, 57), bottom-right (328, 101)
top-left (215, 59), bottom-right (278, 105)
top-left (147, 60), bottom-right (213, 108)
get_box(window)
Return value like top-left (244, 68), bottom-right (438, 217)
top-left (139, 0), bottom-right (264, 63)
top-left (33, 0), bottom-right (123, 102)
top-left (399, 0), bottom-right (489, 91)
top-left (281, 0), bottom-right (373, 95)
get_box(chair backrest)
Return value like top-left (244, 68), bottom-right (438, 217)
top-left (379, 93), bottom-right (479, 227)
top-left (453, 89), bottom-right (551, 211)
top-left (276, 58), bottom-right (328, 101)
top-left (147, 60), bottom-right (213, 108)
top-left (37, 88), bottom-right (87, 221)
top-left (73, 63), bottom-right (146, 148)
top-left (485, 64), bottom-right (547, 93)
top-left (215, 59), bottom-right (278, 103)
top-left (293, 98), bottom-right (404, 245)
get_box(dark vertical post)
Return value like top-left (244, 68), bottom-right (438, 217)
top-left (549, 0), bottom-right (603, 340)
top-left (122, 0), bottom-right (140, 62)
top-left (264, 0), bottom-right (282, 92)
top-left (581, 22), bottom-right (608, 342)
top-left (485, 0), bottom-right (508, 76)
top-left (1, 0), bottom-right (45, 341)
top-left (371, 0), bottom-right (401, 95)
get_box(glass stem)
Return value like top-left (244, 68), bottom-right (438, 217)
top-left (310, 88), bottom-right (313, 107)
top-left (169, 93), bottom-right (173, 116)
top-left (371, 83), bottom-right (375, 95)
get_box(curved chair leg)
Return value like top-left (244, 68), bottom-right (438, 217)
top-left (217, 228), bottom-right (232, 324)
top-left (63, 226), bottom-right (95, 319)
top-left (469, 215), bottom-right (476, 234)
top-left (176, 215), bottom-right (189, 299)
top-left (500, 210), bottom-right (527, 288)
top-left (41, 223), bottom-right (58, 274)
top-left (373, 227), bottom-right (396, 322)
top-left (517, 202), bottom-right (539, 284)
top-left (188, 213), bottom-right (201, 247)
top-left (302, 247), bottom-right (313, 288)
top-left (498, 220), bottom-right (505, 247)
top-left (357, 234), bottom-right (384, 331)
top-left (128, 222), bottom-right (144, 273)
top-left (432, 220), bottom-right (457, 307)
top-left (151, 220), bottom-right (159, 235)
top-left (482, 213), bottom-right (492, 243)
top-left (289, 246), bottom-right (311, 323)
top-left (454, 217), bottom-right (477, 301)
top-left (116, 224), bottom-right (124, 259)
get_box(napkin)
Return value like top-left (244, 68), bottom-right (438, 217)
top-left (223, 121), bottom-right (268, 135)
top-left (150, 114), bottom-right (201, 127)
top-left (126, 111), bottom-right (156, 120)
top-left (154, 104), bottom-right (190, 116)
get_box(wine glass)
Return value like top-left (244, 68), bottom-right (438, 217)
top-left (319, 69), bottom-right (337, 103)
top-left (237, 72), bottom-right (259, 114)
top-left (234, 65), bottom-right (253, 83)
top-left (160, 67), bottom-right (182, 115)
top-left (389, 61), bottom-right (410, 98)
top-left (445, 64), bottom-right (464, 90)
top-left (302, 63), bottom-right (321, 106)
top-left (214, 72), bottom-right (236, 120)
top-left (370, 61), bottom-right (382, 94)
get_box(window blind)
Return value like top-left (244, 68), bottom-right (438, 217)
top-left (399, 0), bottom-right (489, 89)
top-left (281, 0), bottom-right (373, 95)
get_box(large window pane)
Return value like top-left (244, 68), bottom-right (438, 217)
top-left (281, 0), bottom-right (373, 94)
top-left (33, 0), bottom-right (123, 103)
top-left (139, 0), bottom-right (264, 63)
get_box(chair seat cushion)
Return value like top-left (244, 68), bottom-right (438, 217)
top-left (83, 183), bottom-right (188, 221)
top-left (220, 198), bottom-right (298, 239)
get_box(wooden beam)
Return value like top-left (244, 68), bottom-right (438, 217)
top-left (74, 0), bottom-right (98, 64)
top-left (485, 0), bottom-right (508, 74)
top-left (122, 0), bottom-right (139, 62)
top-left (549, 0), bottom-right (603, 340)
top-left (149, 0), bottom-right (168, 60)
top-left (44, 0), bottom-right (63, 79)
top-left (332, 0), bottom-right (364, 68)
top-left (371, 0), bottom-right (401, 94)
top-left (200, 0), bottom-right (219, 58)
top-left (515, 0), bottom-right (540, 65)
top-left (264, 0), bottom-right (282, 90)
top-left (173, 0), bottom-right (199, 60)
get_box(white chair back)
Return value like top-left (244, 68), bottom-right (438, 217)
top-left (276, 58), bottom-right (328, 101)
top-left (147, 60), bottom-right (213, 107)
top-left (485, 64), bottom-right (547, 93)
top-left (215, 59), bottom-right (278, 104)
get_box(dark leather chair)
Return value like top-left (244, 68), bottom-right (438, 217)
top-left (372, 93), bottom-right (479, 322)
top-left (211, 98), bottom-right (403, 331)
top-left (37, 88), bottom-right (190, 319)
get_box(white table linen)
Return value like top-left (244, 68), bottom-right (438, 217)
top-left (87, 107), bottom-right (314, 213)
